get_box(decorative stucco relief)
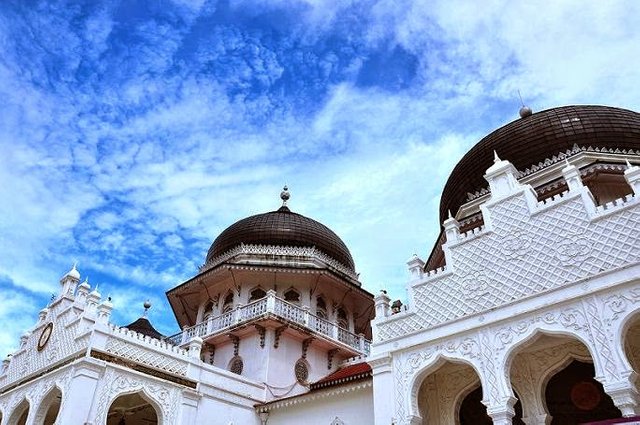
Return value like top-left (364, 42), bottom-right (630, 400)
top-left (389, 287), bottom-right (640, 425)
top-left (105, 337), bottom-right (188, 376)
top-left (2, 304), bottom-right (89, 387)
top-left (377, 193), bottom-right (640, 341)
top-left (393, 334), bottom-right (483, 424)
top-left (94, 367), bottom-right (181, 425)
top-left (0, 368), bottom-right (72, 425)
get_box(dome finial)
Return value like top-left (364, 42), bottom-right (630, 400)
top-left (493, 150), bottom-right (501, 163)
top-left (280, 185), bottom-right (290, 207)
top-left (517, 90), bottom-right (532, 118)
top-left (143, 299), bottom-right (152, 317)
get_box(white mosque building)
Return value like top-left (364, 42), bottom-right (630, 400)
top-left (0, 105), bottom-right (639, 425)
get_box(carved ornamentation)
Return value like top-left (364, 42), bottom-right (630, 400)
top-left (229, 334), bottom-right (240, 356)
top-left (105, 338), bottom-right (188, 376)
top-left (3, 300), bottom-right (90, 384)
top-left (229, 356), bottom-right (244, 375)
top-left (255, 325), bottom-right (266, 348)
top-left (274, 326), bottom-right (287, 349)
top-left (554, 232), bottom-right (592, 266)
top-left (302, 338), bottom-right (314, 359)
top-left (295, 358), bottom-right (309, 384)
top-left (94, 368), bottom-right (180, 425)
top-left (200, 244), bottom-right (358, 280)
top-left (499, 231), bottom-right (532, 260)
top-left (377, 192), bottom-right (640, 341)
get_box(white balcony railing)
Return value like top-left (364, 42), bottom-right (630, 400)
top-left (167, 291), bottom-right (370, 356)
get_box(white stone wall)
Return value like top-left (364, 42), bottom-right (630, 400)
top-left (265, 380), bottom-right (373, 425)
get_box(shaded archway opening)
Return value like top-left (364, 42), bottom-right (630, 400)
top-left (8, 399), bottom-right (29, 425)
top-left (458, 386), bottom-right (525, 425)
top-left (416, 359), bottom-right (482, 425)
top-left (546, 360), bottom-right (621, 425)
top-left (36, 386), bottom-right (62, 425)
top-left (107, 392), bottom-right (159, 425)
top-left (623, 313), bottom-right (640, 373)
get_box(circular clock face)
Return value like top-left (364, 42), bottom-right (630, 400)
top-left (37, 322), bottom-right (54, 352)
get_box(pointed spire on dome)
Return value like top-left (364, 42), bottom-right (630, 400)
top-left (493, 150), bottom-right (501, 163)
top-left (79, 276), bottom-right (90, 290)
top-left (279, 185), bottom-right (291, 212)
top-left (65, 262), bottom-right (80, 280)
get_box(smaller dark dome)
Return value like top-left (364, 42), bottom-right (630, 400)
top-left (124, 317), bottom-right (164, 340)
top-left (206, 207), bottom-right (355, 271)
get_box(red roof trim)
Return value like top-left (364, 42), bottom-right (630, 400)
top-left (310, 362), bottom-right (372, 390)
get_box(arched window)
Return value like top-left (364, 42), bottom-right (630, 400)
top-left (249, 287), bottom-right (267, 303)
top-left (316, 297), bottom-right (327, 319)
top-left (203, 300), bottom-right (214, 321)
top-left (222, 291), bottom-right (234, 313)
top-left (337, 307), bottom-right (348, 329)
top-left (284, 288), bottom-right (301, 305)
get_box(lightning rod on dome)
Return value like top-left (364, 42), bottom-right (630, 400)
top-left (517, 90), bottom-right (533, 118)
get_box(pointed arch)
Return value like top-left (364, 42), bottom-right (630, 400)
top-left (500, 325), bottom-right (601, 385)
top-left (34, 384), bottom-right (63, 425)
top-left (336, 306), bottom-right (348, 329)
top-left (506, 331), bottom-right (617, 425)
top-left (248, 286), bottom-right (267, 303)
top-left (106, 389), bottom-right (162, 425)
top-left (408, 351), bottom-right (486, 422)
top-left (315, 295), bottom-right (328, 319)
top-left (283, 287), bottom-right (301, 305)
top-left (222, 290), bottom-right (234, 313)
top-left (7, 398), bottom-right (29, 425)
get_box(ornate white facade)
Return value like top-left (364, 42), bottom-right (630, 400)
top-left (370, 156), bottom-right (640, 425)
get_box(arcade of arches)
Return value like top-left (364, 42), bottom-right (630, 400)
top-left (415, 329), bottom-right (639, 425)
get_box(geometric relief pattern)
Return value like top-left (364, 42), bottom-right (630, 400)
top-left (94, 367), bottom-right (181, 425)
top-left (2, 303), bottom-right (90, 384)
top-left (105, 338), bottom-right (188, 376)
top-left (378, 193), bottom-right (640, 341)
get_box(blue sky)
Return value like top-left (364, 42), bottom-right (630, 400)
top-left (1, 0), bottom-right (639, 355)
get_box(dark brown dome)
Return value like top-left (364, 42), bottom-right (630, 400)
top-left (206, 206), bottom-right (355, 271)
top-left (440, 105), bottom-right (640, 223)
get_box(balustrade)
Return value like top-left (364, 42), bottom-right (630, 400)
top-left (168, 293), bottom-right (370, 354)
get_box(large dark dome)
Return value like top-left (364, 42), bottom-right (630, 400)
top-left (206, 206), bottom-right (355, 271)
top-left (440, 105), bottom-right (640, 223)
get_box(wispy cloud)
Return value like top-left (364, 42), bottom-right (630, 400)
top-left (0, 0), bottom-right (639, 356)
